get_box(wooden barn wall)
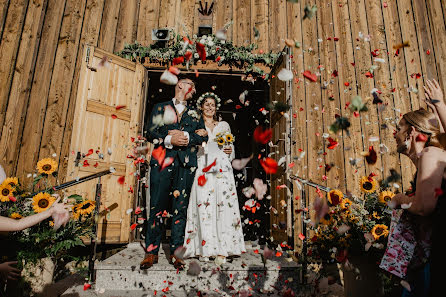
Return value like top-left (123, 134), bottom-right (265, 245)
top-left (1, 0), bottom-right (445, 245)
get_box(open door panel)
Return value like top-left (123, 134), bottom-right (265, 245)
top-left (269, 47), bottom-right (293, 245)
top-left (65, 46), bottom-right (145, 244)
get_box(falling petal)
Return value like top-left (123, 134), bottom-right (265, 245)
top-left (160, 70), bottom-right (178, 85)
top-left (277, 68), bottom-right (293, 81)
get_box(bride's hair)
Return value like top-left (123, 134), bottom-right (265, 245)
top-left (403, 109), bottom-right (446, 149)
top-left (197, 92), bottom-right (221, 120)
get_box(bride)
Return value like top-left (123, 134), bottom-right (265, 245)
top-left (183, 92), bottom-right (246, 263)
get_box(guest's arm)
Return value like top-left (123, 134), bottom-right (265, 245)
top-left (391, 147), bottom-right (446, 216)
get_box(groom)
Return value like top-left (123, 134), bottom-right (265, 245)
top-left (140, 78), bottom-right (208, 270)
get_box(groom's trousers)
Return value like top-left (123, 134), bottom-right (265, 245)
top-left (145, 156), bottom-right (195, 255)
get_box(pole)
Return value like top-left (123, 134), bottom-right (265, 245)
top-left (301, 184), bottom-right (307, 285)
top-left (88, 176), bottom-right (103, 283)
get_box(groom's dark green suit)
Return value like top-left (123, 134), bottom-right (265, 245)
top-left (145, 100), bottom-right (207, 255)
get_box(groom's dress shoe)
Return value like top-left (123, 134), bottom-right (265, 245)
top-left (169, 255), bottom-right (186, 270)
top-left (140, 254), bottom-right (158, 270)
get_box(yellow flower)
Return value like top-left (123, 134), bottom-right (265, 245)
top-left (372, 211), bottom-right (381, 220)
top-left (10, 213), bottom-right (22, 219)
top-left (225, 133), bottom-right (234, 143)
top-left (2, 177), bottom-right (18, 188)
top-left (32, 192), bottom-right (55, 213)
top-left (0, 184), bottom-right (14, 202)
top-left (328, 189), bottom-right (343, 206)
top-left (36, 158), bottom-right (58, 175)
top-left (379, 190), bottom-right (395, 204)
top-left (359, 176), bottom-right (378, 194)
top-left (49, 221), bottom-right (54, 227)
top-left (348, 214), bottom-right (359, 223)
top-left (320, 213), bottom-right (333, 225)
top-left (371, 224), bottom-right (389, 239)
top-left (76, 200), bottom-right (96, 215)
top-left (217, 137), bottom-right (225, 146)
top-left (340, 198), bottom-right (352, 210)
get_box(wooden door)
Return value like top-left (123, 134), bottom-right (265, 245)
top-left (65, 46), bottom-right (145, 244)
top-left (269, 47), bottom-right (293, 244)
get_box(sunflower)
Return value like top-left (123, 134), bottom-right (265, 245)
top-left (0, 184), bottom-right (14, 202)
top-left (328, 189), bottom-right (343, 206)
top-left (76, 200), bottom-right (96, 215)
top-left (217, 137), bottom-right (225, 146)
top-left (32, 192), bottom-right (55, 213)
top-left (372, 211), bottom-right (381, 220)
top-left (320, 213), bottom-right (333, 225)
top-left (359, 176), bottom-right (378, 194)
top-left (225, 133), bottom-right (234, 143)
top-left (2, 177), bottom-right (18, 188)
top-left (379, 190), bottom-right (395, 204)
top-left (71, 207), bottom-right (80, 220)
top-left (348, 214), bottom-right (359, 223)
top-left (340, 198), bottom-right (352, 210)
top-left (371, 224), bottom-right (389, 239)
top-left (10, 213), bottom-right (22, 219)
top-left (36, 158), bottom-right (58, 175)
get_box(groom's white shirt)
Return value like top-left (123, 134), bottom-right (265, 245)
top-left (164, 98), bottom-right (190, 149)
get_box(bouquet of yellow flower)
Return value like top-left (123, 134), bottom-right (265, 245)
top-left (0, 158), bottom-right (94, 267)
top-left (214, 131), bottom-right (235, 146)
top-left (307, 175), bottom-right (393, 264)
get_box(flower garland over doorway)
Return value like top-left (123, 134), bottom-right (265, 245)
top-left (118, 32), bottom-right (280, 79)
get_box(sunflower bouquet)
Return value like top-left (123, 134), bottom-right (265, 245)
top-left (0, 158), bottom-right (94, 267)
top-left (307, 175), bottom-right (393, 264)
top-left (214, 131), bottom-right (235, 147)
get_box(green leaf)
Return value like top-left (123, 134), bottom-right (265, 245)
top-left (33, 175), bottom-right (43, 186)
top-left (68, 194), bottom-right (84, 203)
top-left (349, 96), bottom-right (368, 112)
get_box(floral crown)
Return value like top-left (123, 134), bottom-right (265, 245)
top-left (196, 92), bottom-right (222, 110)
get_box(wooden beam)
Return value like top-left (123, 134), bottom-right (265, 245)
top-left (136, 0), bottom-right (160, 46)
top-left (98, 0), bottom-right (121, 52)
top-left (114, 0), bottom-right (139, 52)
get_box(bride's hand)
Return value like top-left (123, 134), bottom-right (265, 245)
top-left (195, 129), bottom-right (207, 137)
top-left (223, 146), bottom-right (232, 155)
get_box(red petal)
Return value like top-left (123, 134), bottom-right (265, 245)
top-left (196, 43), bottom-right (206, 61)
top-left (416, 133), bottom-right (428, 142)
top-left (327, 137), bottom-right (338, 149)
top-left (83, 160), bottom-right (90, 167)
top-left (198, 174), bottom-right (207, 186)
top-left (130, 223), bottom-right (137, 230)
top-left (9, 196), bottom-right (16, 202)
top-left (146, 244), bottom-right (158, 253)
top-left (260, 158), bottom-right (278, 174)
top-left (303, 70), bottom-right (317, 82)
top-left (151, 146), bottom-right (166, 166)
top-left (116, 105), bottom-right (126, 110)
top-left (202, 158), bottom-right (217, 173)
top-left (201, 240), bottom-right (206, 246)
top-left (435, 188), bottom-right (444, 197)
top-left (118, 176), bottom-right (125, 185)
top-left (172, 56), bottom-right (184, 66)
top-left (168, 66), bottom-right (180, 75)
top-left (184, 51), bottom-right (192, 61)
top-left (83, 283), bottom-right (91, 291)
top-left (253, 126), bottom-right (272, 144)
top-left (365, 146), bottom-right (378, 165)
top-left (86, 149), bottom-right (94, 156)
top-left (111, 114), bottom-right (117, 119)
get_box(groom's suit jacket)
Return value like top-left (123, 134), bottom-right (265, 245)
top-left (147, 100), bottom-right (208, 168)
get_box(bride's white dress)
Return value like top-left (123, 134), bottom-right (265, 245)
top-left (183, 121), bottom-right (246, 258)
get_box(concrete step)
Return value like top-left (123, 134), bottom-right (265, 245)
top-left (91, 242), bottom-right (301, 296)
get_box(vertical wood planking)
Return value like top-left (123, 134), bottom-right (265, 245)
top-left (286, 0), bottom-right (306, 250)
top-left (16, 0), bottom-right (66, 180)
top-left (98, 0), bottom-right (121, 52)
top-left (381, 0), bottom-right (415, 190)
top-left (426, 0), bottom-right (446, 93)
top-left (0, 0), bottom-right (10, 39)
top-left (213, 0), bottom-right (233, 40)
top-left (301, 0), bottom-right (326, 220)
top-left (136, 0), bottom-right (160, 45)
top-left (179, 0), bottom-right (195, 37)
top-left (251, 0), bottom-right (269, 52)
top-left (36, 0), bottom-right (88, 182)
top-left (232, 0), bottom-right (251, 46)
top-left (316, 0), bottom-right (346, 192)
top-left (57, 0), bottom-right (106, 183)
top-left (348, 0), bottom-right (383, 180)
top-left (268, 0), bottom-right (286, 52)
top-left (0, 0), bottom-right (29, 143)
top-left (158, 0), bottom-right (177, 29)
top-left (0, 0), bottom-right (47, 175)
top-left (114, 0), bottom-right (140, 52)
top-left (331, 0), bottom-right (365, 194)
top-left (363, 0), bottom-right (403, 189)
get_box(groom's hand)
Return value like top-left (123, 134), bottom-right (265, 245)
top-left (171, 134), bottom-right (189, 146)
top-left (195, 129), bottom-right (207, 137)
top-left (168, 129), bottom-right (183, 136)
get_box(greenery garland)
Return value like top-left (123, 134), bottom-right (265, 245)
top-left (117, 32), bottom-right (280, 78)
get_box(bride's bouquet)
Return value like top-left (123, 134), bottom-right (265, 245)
top-left (214, 131), bottom-right (235, 147)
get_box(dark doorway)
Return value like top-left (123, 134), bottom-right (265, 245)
top-left (142, 70), bottom-right (272, 245)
